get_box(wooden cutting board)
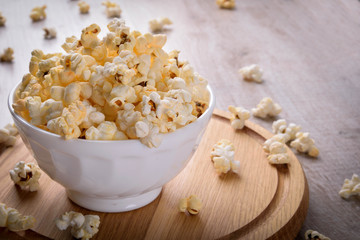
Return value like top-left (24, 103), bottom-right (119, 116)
top-left (0, 109), bottom-right (308, 240)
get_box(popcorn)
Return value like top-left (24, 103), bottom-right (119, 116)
top-left (263, 134), bottom-right (287, 153)
top-left (149, 17), bottom-right (172, 32)
top-left (290, 132), bottom-right (319, 157)
top-left (102, 1), bottom-right (122, 18)
top-left (13, 21), bottom-right (209, 147)
top-left (252, 97), bottom-right (282, 118)
top-left (0, 11), bottom-right (6, 26)
top-left (78, 1), bottom-right (90, 14)
top-left (0, 47), bottom-right (14, 62)
top-left (339, 174), bottom-right (360, 199)
top-left (178, 195), bottom-right (202, 215)
top-left (210, 139), bottom-right (239, 174)
top-left (30, 5), bottom-right (46, 22)
top-left (305, 230), bottom-right (331, 240)
top-left (43, 27), bottom-right (57, 39)
top-left (238, 64), bottom-right (263, 83)
top-left (9, 161), bottom-right (41, 191)
top-left (272, 119), bottom-right (301, 143)
top-left (56, 211), bottom-right (100, 240)
top-left (0, 203), bottom-right (36, 232)
top-left (0, 123), bottom-right (18, 147)
top-left (216, 0), bottom-right (235, 9)
top-left (267, 142), bottom-right (290, 164)
top-left (228, 105), bottom-right (250, 130)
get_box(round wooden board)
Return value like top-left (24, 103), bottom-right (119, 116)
top-left (0, 109), bottom-right (308, 240)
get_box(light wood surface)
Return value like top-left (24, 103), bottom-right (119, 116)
top-left (0, 111), bottom-right (308, 239)
top-left (0, 0), bottom-right (359, 239)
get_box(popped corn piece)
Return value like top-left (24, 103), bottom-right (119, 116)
top-left (139, 122), bottom-right (162, 148)
top-left (305, 230), bottom-right (331, 240)
top-left (56, 211), bottom-right (100, 240)
top-left (62, 36), bottom-right (81, 53)
top-left (0, 124), bottom-right (18, 147)
top-left (0, 203), bottom-right (36, 232)
top-left (238, 64), bottom-right (263, 83)
top-left (0, 47), bottom-right (14, 62)
top-left (102, 1), bottom-right (122, 18)
top-left (80, 100), bottom-right (105, 129)
top-left (85, 121), bottom-right (127, 140)
top-left (216, 0), bottom-right (236, 9)
top-left (9, 161), bottom-right (41, 192)
top-left (339, 174), bottom-right (360, 199)
top-left (290, 132), bottom-right (319, 157)
top-left (210, 139), bottom-right (239, 174)
top-left (272, 119), bottom-right (301, 142)
top-left (64, 82), bottom-right (81, 105)
top-left (78, 1), bottom-right (90, 14)
top-left (263, 134), bottom-right (287, 153)
top-left (47, 107), bottom-right (82, 140)
top-left (40, 99), bottom-right (64, 122)
top-left (228, 105), bottom-right (250, 130)
top-left (252, 97), bottom-right (282, 118)
top-left (178, 195), bottom-right (202, 215)
top-left (50, 86), bottom-right (65, 101)
top-left (30, 5), bottom-right (46, 22)
top-left (43, 27), bottom-right (57, 39)
top-left (0, 11), bottom-right (6, 26)
top-left (267, 142), bottom-right (290, 164)
top-left (149, 17), bottom-right (172, 32)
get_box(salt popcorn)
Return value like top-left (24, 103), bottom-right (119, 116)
top-left (0, 203), bottom-right (36, 232)
top-left (0, 47), bottom-right (14, 62)
top-left (0, 124), bottom-right (18, 147)
top-left (305, 230), bottom-right (331, 240)
top-left (9, 161), bottom-right (41, 192)
top-left (211, 139), bottom-right (239, 174)
top-left (149, 17), bottom-right (172, 32)
top-left (290, 132), bottom-right (319, 157)
top-left (228, 105), bottom-right (250, 130)
top-left (78, 1), bottom-right (90, 14)
top-left (238, 64), bottom-right (263, 83)
top-left (267, 142), bottom-right (290, 164)
top-left (272, 119), bottom-right (301, 143)
top-left (252, 97), bottom-right (282, 118)
top-left (0, 11), bottom-right (6, 26)
top-left (30, 5), bottom-right (46, 21)
top-left (43, 27), bottom-right (57, 39)
top-left (102, 1), bottom-right (121, 18)
top-left (56, 211), bottom-right (100, 240)
top-left (178, 195), bottom-right (202, 215)
top-left (339, 174), bottom-right (360, 199)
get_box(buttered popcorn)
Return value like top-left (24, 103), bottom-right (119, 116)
top-left (290, 132), bottom-right (319, 157)
top-left (216, 0), bottom-right (236, 9)
top-left (238, 64), bottom-right (263, 83)
top-left (0, 47), bottom-right (14, 62)
top-left (13, 19), bottom-right (210, 148)
top-left (0, 203), bottom-right (36, 232)
top-left (228, 105), bottom-right (250, 130)
top-left (178, 195), bottom-right (202, 215)
top-left (0, 123), bottom-right (18, 147)
top-left (210, 139), bottom-right (239, 174)
top-left (149, 17), bottom-right (172, 33)
top-left (305, 230), bottom-right (331, 240)
top-left (272, 119), bottom-right (301, 143)
top-left (0, 11), bottom-right (6, 26)
top-left (339, 174), bottom-right (360, 199)
top-left (43, 27), bottom-right (57, 39)
top-left (263, 134), bottom-right (290, 164)
top-left (78, 1), bottom-right (90, 14)
top-left (56, 211), bottom-right (100, 240)
top-left (30, 5), bottom-right (46, 22)
top-left (252, 97), bottom-right (282, 118)
top-left (9, 161), bottom-right (41, 192)
top-left (102, 1), bottom-right (121, 18)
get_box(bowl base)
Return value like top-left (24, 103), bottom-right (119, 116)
top-left (66, 187), bottom-right (162, 212)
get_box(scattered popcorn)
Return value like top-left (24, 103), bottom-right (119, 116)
top-left (78, 1), bottom-right (90, 14)
top-left (272, 119), bottom-right (301, 143)
top-left (305, 230), bottom-right (331, 240)
top-left (56, 211), bottom-right (100, 240)
top-left (263, 134), bottom-right (287, 153)
top-left (216, 0), bottom-right (236, 9)
top-left (290, 132), bottom-right (319, 157)
top-left (267, 141), bottom-right (290, 164)
top-left (0, 47), bottom-right (14, 62)
top-left (9, 161), bottom-right (41, 192)
top-left (149, 17), bottom-right (172, 33)
top-left (228, 105), bottom-right (250, 130)
top-left (13, 19), bottom-right (210, 148)
top-left (238, 64), bottom-right (263, 83)
top-left (178, 195), bottom-right (202, 215)
top-left (0, 203), bottom-right (36, 232)
top-left (0, 123), bottom-right (18, 147)
top-left (43, 27), bottom-right (57, 39)
top-left (339, 174), bottom-right (360, 199)
top-left (102, 1), bottom-right (121, 18)
top-left (30, 5), bottom-right (46, 22)
top-left (252, 97), bottom-right (282, 118)
top-left (0, 11), bottom-right (6, 26)
top-left (210, 139), bottom-right (239, 174)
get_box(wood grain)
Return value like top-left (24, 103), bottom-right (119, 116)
top-left (0, 1), bottom-right (360, 239)
top-left (0, 111), bottom-right (308, 239)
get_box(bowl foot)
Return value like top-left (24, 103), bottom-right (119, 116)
top-left (66, 187), bottom-right (162, 212)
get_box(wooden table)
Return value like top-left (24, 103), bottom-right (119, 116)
top-left (0, 0), bottom-right (359, 239)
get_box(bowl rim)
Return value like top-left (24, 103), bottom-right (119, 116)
top-left (8, 82), bottom-right (215, 143)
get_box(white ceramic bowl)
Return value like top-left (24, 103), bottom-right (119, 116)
top-left (8, 84), bottom-right (215, 212)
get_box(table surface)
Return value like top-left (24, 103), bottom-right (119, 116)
top-left (0, 0), bottom-right (359, 239)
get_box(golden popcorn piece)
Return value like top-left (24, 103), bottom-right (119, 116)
top-left (0, 203), bottom-right (36, 232)
top-left (290, 132), bottom-right (319, 157)
top-left (263, 134), bottom-right (287, 153)
top-left (339, 174), bottom-right (360, 199)
top-left (43, 27), bottom-right (57, 39)
top-left (238, 64), bottom-right (263, 83)
top-left (228, 105), bottom-right (250, 130)
top-left (178, 195), bottom-right (202, 215)
top-left (0, 124), bottom-right (18, 147)
top-left (267, 142), bottom-right (290, 164)
top-left (305, 230), bottom-right (331, 240)
top-left (9, 161), bottom-right (41, 192)
top-left (0, 47), bottom-right (14, 62)
top-left (102, 1), bottom-right (122, 18)
top-left (0, 11), bottom-right (6, 26)
top-left (78, 1), bottom-right (90, 14)
top-left (252, 97), bottom-right (282, 118)
top-left (216, 0), bottom-right (235, 9)
top-left (30, 5), bottom-right (46, 22)
top-left (149, 17), bottom-right (172, 33)
top-left (210, 139), bottom-right (239, 174)
top-left (56, 211), bottom-right (100, 240)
